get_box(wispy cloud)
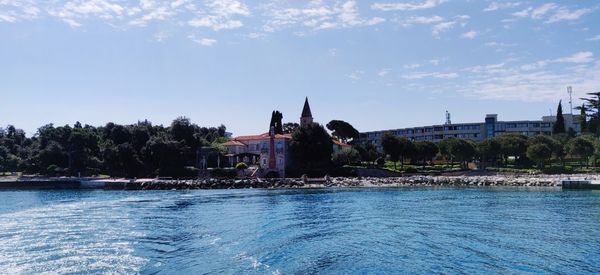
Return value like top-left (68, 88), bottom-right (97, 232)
top-left (483, 2), bottom-right (521, 12)
top-left (513, 3), bottom-right (593, 23)
top-left (378, 68), bottom-right (391, 77)
top-left (588, 35), bottom-right (600, 41)
top-left (348, 70), bottom-right (365, 80)
top-left (263, 1), bottom-right (384, 32)
top-left (554, 51), bottom-right (594, 63)
top-left (459, 52), bottom-right (598, 101)
top-left (432, 21), bottom-right (455, 37)
top-left (460, 30), bottom-right (477, 39)
top-left (371, 0), bottom-right (447, 11)
top-left (402, 71), bottom-right (458, 79)
top-left (188, 35), bottom-right (217, 46)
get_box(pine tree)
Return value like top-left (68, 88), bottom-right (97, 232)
top-left (553, 100), bottom-right (566, 134)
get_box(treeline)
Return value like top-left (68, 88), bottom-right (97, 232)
top-left (352, 132), bottom-right (600, 172)
top-left (0, 118), bottom-right (227, 177)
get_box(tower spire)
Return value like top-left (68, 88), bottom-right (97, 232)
top-left (300, 97), bottom-right (314, 126)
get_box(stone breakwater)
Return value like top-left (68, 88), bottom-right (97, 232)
top-left (100, 174), bottom-right (599, 190)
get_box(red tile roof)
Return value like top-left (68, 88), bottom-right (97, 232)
top-left (223, 140), bottom-right (246, 146)
top-left (232, 133), bottom-right (292, 141)
top-left (332, 139), bottom-right (351, 147)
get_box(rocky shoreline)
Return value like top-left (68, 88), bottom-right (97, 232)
top-left (2, 174), bottom-right (598, 190)
top-left (100, 174), bottom-right (597, 190)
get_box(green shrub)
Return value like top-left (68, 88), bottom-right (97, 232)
top-left (404, 167), bottom-right (418, 173)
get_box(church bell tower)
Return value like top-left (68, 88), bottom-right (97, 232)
top-left (300, 97), bottom-right (313, 126)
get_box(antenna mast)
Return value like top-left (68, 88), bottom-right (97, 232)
top-left (567, 86), bottom-right (573, 115)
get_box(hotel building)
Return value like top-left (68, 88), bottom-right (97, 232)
top-left (358, 113), bottom-right (581, 150)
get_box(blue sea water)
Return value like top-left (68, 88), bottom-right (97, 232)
top-left (0, 187), bottom-right (599, 274)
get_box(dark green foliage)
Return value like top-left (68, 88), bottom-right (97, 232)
top-left (439, 137), bottom-right (476, 169)
top-left (235, 162), bottom-right (248, 170)
top-left (478, 138), bottom-right (501, 168)
top-left (0, 118), bottom-right (226, 177)
top-left (381, 133), bottom-right (401, 170)
top-left (413, 141), bottom-right (439, 167)
top-left (527, 144), bottom-right (552, 168)
top-left (353, 143), bottom-right (380, 164)
top-left (553, 100), bottom-right (566, 134)
top-left (326, 120), bottom-right (360, 142)
top-left (283, 122), bottom-right (299, 134)
top-left (495, 134), bottom-right (528, 166)
top-left (332, 148), bottom-right (361, 166)
top-left (289, 123), bottom-right (333, 168)
top-left (578, 104), bottom-right (588, 133)
top-left (567, 136), bottom-right (595, 166)
top-left (404, 167), bottom-right (418, 173)
top-left (269, 111), bottom-right (284, 134)
top-left (578, 92), bottom-right (600, 136)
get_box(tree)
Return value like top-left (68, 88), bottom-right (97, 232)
top-left (567, 136), bottom-right (595, 167)
top-left (439, 138), bottom-right (476, 169)
top-left (414, 140), bottom-right (439, 168)
top-left (478, 139), bottom-right (501, 169)
top-left (495, 134), bottom-right (528, 166)
top-left (553, 100), bottom-right (566, 134)
top-left (326, 120), bottom-right (360, 143)
top-left (332, 148), bottom-right (361, 166)
top-left (381, 133), bottom-right (401, 170)
top-left (527, 144), bottom-right (552, 169)
top-left (289, 123), bottom-right (333, 168)
top-left (235, 162), bottom-right (248, 176)
top-left (269, 111), bottom-right (284, 134)
top-left (283, 123), bottom-right (299, 134)
top-left (578, 104), bottom-right (588, 133)
top-left (577, 92), bottom-right (600, 136)
top-left (396, 137), bottom-right (415, 170)
top-left (529, 134), bottom-right (563, 167)
top-left (354, 143), bottom-right (380, 165)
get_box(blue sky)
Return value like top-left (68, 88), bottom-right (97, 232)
top-left (1, 0), bottom-right (599, 136)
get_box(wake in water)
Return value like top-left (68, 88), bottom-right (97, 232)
top-left (0, 197), bottom-right (147, 274)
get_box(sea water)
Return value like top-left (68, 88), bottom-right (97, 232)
top-left (1, 187), bottom-right (599, 274)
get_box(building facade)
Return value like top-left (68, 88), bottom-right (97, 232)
top-left (223, 98), bottom-right (349, 177)
top-left (359, 114), bottom-right (581, 151)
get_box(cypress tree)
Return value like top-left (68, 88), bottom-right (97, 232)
top-left (580, 104), bottom-right (588, 133)
top-left (553, 100), bottom-right (566, 134)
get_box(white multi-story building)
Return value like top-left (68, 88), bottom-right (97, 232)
top-left (359, 113), bottom-right (581, 151)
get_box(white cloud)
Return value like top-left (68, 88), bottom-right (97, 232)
top-left (460, 30), bottom-right (477, 39)
top-left (371, 0), bottom-right (447, 11)
top-left (531, 3), bottom-right (557, 19)
top-left (432, 21), bottom-right (455, 37)
top-left (264, 1), bottom-right (384, 32)
top-left (329, 48), bottom-right (337, 56)
top-left (483, 2), bottom-right (521, 12)
top-left (378, 68), bottom-right (391, 77)
top-left (402, 71), bottom-right (458, 79)
top-left (398, 15), bottom-right (443, 27)
top-left (0, 0), bottom-right (39, 23)
top-left (512, 3), bottom-right (592, 24)
top-left (348, 70), bottom-right (365, 80)
top-left (48, 0), bottom-right (126, 27)
top-left (458, 54), bottom-right (599, 102)
top-left (546, 8), bottom-right (592, 23)
top-left (403, 63), bottom-right (422, 69)
top-left (554, 51), bottom-right (594, 63)
top-left (588, 35), bottom-right (600, 41)
top-left (187, 0), bottom-right (249, 31)
top-left (188, 35), bottom-right (217, 46)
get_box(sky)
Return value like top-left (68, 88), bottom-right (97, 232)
top-left (1, 0), bottom-right (600, 136)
